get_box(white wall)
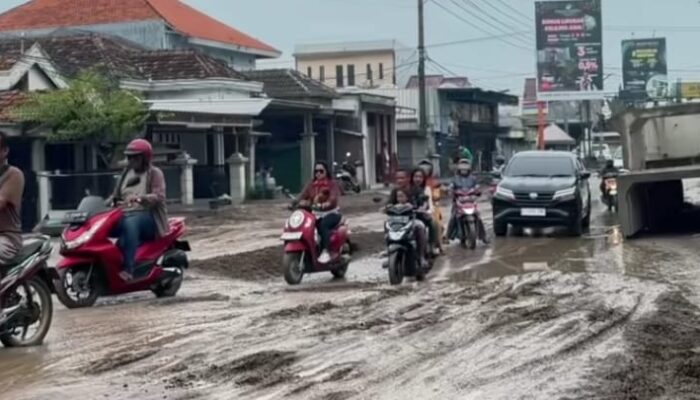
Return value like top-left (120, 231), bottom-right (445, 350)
top-left (297, 50), bottom-right (396, 88)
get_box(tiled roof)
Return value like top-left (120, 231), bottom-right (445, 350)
top-left (0, 0), bottom-right (279, 56)
top-left (0, 34), bottom-right (245, 81)
top-left (0, 90), bottom-right (28, 122)
top-left (244, 69), bottom-right (337, 99)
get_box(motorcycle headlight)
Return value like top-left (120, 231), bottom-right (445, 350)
top-left (495, 186), bottom-right (515, 200)
top-left (553, 187), bottom-right (577, 200)
top-left (63, 215), bottom-right (109, 250)
top-left (287, 211), bottom-right (305, 229)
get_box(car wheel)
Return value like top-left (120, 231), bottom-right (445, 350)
top-left (494, 221), bottom-right (507, 237)
top-left (583, 197), bottom-right (592, 228)
top-left (569, 213), bottom-right (584, 237)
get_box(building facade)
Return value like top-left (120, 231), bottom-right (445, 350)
top-left (294, 40), bottom-right (415, 89)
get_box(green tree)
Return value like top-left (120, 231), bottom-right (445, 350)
top-left (13, 71), bottom-right (148, 166)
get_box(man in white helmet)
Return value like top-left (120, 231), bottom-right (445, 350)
top-left (446, 159), bottom-right (488, 244)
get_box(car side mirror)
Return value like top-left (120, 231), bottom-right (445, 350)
top-left (580, 171), bottom-right (591, 180)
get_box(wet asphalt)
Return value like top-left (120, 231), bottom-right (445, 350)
top-left (3, 180), bottom-right (700, 399)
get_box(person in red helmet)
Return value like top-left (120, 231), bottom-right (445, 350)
top-left (108, 138), bottom-right (167, 281)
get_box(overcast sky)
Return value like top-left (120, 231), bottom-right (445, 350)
top-left (3, 0), bottom-right (700, 95)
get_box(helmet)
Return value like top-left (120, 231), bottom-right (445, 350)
top-left (605, 159), bottom-right (614, 168)
top-left (124, 138), bottom-right (153, 162)
top-left (457, 158), bottom-right (471, 172)
top-left (495, 155), bottom-right (506, 164)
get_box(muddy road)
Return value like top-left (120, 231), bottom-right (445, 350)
top-left (4, 190), bottom-right (700, 399)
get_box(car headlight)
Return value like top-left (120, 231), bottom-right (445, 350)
top-left (495, 186), bottom-right (515, 200)
top-left (553, 187), bottom-right (577, 200)
top-left (287, 211), bottom-right (305, 229)
top-left (63, 215), bottom-right (109, 250)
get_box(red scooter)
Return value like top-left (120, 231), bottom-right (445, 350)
top-left (54, 196), bottom-right (190, 308)
top-left (281, 204), bottom-right (352, 285)
top-left (454, 189), bottom-right (482, 250)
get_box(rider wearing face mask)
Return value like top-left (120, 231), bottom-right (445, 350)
top-left (447, 159), bottom-right (488, 244)
top-left (109, 139), bottom-right (168, 281)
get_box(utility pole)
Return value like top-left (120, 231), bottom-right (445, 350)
top-left (418, 0), bottom-right (432, 157)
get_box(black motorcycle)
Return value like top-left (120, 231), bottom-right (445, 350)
top-left (0, 235), bottom-right (55, 347)
top-left (383, 205), bottom-right (428, 285)
top-left (334, 161), bottom-right (361, 195)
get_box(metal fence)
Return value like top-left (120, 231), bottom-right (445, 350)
top-left (47, 167), bottom-right (184, 211)
top-left (193, 165), bottom-right (230, 199)
top-left (48, 172), bottom-right (119, 210)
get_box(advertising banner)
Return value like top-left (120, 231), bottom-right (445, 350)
top-left (680, 82), bottom-right (700, 99)
top-left (622, 38), bottom-right (668, 100)
top-left (535, 0), bottom-right (604, 101)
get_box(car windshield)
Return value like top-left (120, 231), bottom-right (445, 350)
top-left (506, 156), bottom-right (575, 177)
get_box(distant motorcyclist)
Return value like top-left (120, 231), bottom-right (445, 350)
top-left (493, 155), bottom-right (506, 174)
top-left (447, 159), bottom-right (488, 244)
top-left (417, 159), bottom-right (445, 254)
top-left (108, 139), bottom-right (167, 282)
top-left (387, 169), bottom-right (428, 267)
top-left (299, 161), bottom-right (342, 264)
top-left (410, 168), bottom-right (440, 256)
top-left (599, 159), bottom-right (620, 192)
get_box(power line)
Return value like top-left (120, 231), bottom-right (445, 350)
top-left (458, 0), bottom-right (534, 45)
top-left (475, 0), bottom-right (531, 29)
top-left (426, 30), bottom-right (531, 48)
top-left (431, 0), bottom-right (532, 52)
top-left (489, 0), bottom-right (534, 23)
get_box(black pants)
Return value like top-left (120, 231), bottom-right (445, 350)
top-left (317, 213), bottom-right (342, 251)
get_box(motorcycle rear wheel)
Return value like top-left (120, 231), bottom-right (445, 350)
top-left (1, 278), bottom-right (53, 347)
top-left (54, 268), bottom-right (99, 309)
top-left (152, 267), bottom-right (184, 298)
top-left (283, 252), bottom-right (305, 285)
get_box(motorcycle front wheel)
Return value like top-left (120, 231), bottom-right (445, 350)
top-left (54, 267), bottom-right (100, 309)
top-left (1, 277), bottom-right (53, 347)
top-left (388, 251), bottom-right (404, 285)
top-left (283, 252), bottom-right (305, 285)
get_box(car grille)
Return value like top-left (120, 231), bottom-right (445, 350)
top-left (513, 192), bottom-right (554, 205)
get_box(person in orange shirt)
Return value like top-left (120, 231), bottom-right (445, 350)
top-left (417, 159), bottom-right (444, 253)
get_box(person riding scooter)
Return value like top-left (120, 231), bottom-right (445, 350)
top-left (0, 131), bottom-right (25, 318)
top-left (298, 162), bottom-right (342, 264)
top-left (493, 155), bottom-right (506, 174)
top-left (108, 139), bottom-right (168, 281)
top-left (417, 159), bottom-right (444, 254)
top-left (388, 169), bottom-right (429, 268)
top-left (599, 159), bottom-right (620, 191)
top-left (447, 159), bottom-right (488, 245)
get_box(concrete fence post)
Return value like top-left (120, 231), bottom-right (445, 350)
top-left (173, 153), bottom-right (197, 206)
top-left (227, 153), bottom-right (249, 204)
top-left (37, 171), bottom-right (51, 219)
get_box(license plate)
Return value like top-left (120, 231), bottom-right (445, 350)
top-left (280, 232), bottom-right (303, 241)
top-left (521, 208), bottom-right (546, 217)
top-left (62, 211), bottom-right (88, 224)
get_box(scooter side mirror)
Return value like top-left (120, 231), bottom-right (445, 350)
top-left (492, 171), bottom-right (502, 179)
top-left (372, 196), bottom-right (384, 204)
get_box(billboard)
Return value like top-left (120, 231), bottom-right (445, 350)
top-left (680, 82), bottom-right (700, 99)
top-left (535, 0), bottom-right (604, 101)
top-left (622, 38), bottom-right (668, 100)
